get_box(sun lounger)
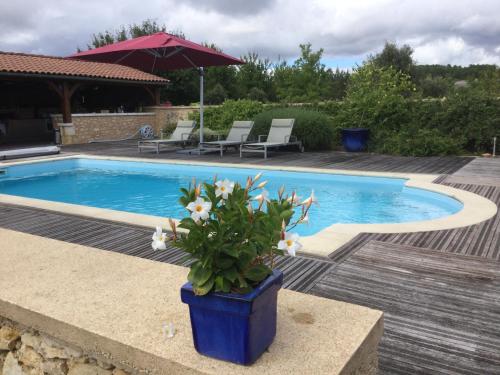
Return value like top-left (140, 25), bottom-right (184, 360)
top-left (200, 121), bottom-right (254, 156)
top-left (138, 120), bottom-right (195, 153)
top-left (240, 119), bottom-right (302, 159)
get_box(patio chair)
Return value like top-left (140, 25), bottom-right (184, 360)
top-left (240, 119), bottom-right (303, 159)
top-left (138, 120), bottom-right (195, 154)
top-left (200, 121), bottom-right (254, 156)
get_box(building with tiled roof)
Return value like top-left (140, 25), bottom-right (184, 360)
top-left (0, 52), bottom-right (168, 84)
top-left (0, 51), bottom-right (169, 146)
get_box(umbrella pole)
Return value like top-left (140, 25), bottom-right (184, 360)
top-left (199, 67), bottom-right (204, 146)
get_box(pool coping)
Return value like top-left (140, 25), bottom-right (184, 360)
top-left (0, 154), bottom-right (497, 257)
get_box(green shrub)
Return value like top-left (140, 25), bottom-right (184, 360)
top-left (190, 127), bottom-right (220, 142)
top-left (335, 64), bottom-right (415, 151)
top-left (251, 108), bottom-right (338, 150)
top-left (189, 99), bottom-right (264, 133)
top-left (247, 87), bottom-right (268, 102)
top-left (205, 83), bottom-right (227, 105)
top-left (437, 89), bottom-right (500, 153)
top-left (376, 128), bottom-right (462, 156)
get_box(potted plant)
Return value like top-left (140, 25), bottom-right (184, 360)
top-left (341, 111), bottom-right (370, 152)
top-left (152, 173), bottom-right (315, 365)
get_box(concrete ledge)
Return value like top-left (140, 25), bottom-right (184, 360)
top-left (0, 229), bottom-right (383, 374)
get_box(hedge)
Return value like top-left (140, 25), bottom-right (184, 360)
top-left (251, 108), bottom-right (338, 150)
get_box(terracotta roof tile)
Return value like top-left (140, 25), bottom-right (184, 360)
top-left (0, 51), bottom-right (168, 84)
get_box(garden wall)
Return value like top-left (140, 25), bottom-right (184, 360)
top-left (145, 105), bottom-right (199, 132)
top-left (0, 318), bottom-right (130, 375)
top-left (52, 113), bottom-right (157, 145)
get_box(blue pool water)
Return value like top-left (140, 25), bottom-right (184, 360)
top-left (0, 158), bottom-right (462, 236)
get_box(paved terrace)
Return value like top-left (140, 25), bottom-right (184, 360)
top-left (1, 143), bottom-right (499, 374)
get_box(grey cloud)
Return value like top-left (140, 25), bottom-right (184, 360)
top-left (0, 0), bottom-right (498, 66)
top-left (182, 0), bottom-right (276, 16)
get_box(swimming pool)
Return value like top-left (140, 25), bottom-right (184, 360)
top-left (0, 157), bottom-right (463, 236)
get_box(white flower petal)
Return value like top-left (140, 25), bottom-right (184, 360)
top-left (277, 240), bottom-right (286, 250)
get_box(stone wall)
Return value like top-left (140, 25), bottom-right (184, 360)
top-left (51, 106), bottom-right (221, 145)
top-left (52, 113), bottom-right (156, 145)
top-left (0, 318), bottom-right (132, 375)
top-left (145, 106), bottom-right (198, 134)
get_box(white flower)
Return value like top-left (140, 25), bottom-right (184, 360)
top-left (301, 190), bottom-right (318, 206)
top-left (278, 232), bottom-right (302, 256)
top-left (187, 197), bottom-right (212, 221)
top-left (151, 226), bottom-right (167, 251)
top-left (215, 179), bottom-right (234, 199)
top-left (253, 189), bottom-right (270, 204)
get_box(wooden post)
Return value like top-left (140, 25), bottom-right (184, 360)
top-left (154, 87), bottom-right (161, 106)
top-left (142, 85), bottom-right (161, 105)
top-left (61, 82), bottom-right (72, 123)
top-left (47, 81), bottom-right (80, 123)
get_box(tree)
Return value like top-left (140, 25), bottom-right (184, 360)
top-left (419, 75), bottom-right (450, 98)
top-left (370, 42), bottom-right (415, 76)
top-left (274, 43), bottom-right (332, 102)
top-left (327, 68), bottom-right (350, 100)
top-left (336, 63), bottom-right (416, 147)
top-left (236, 52), bottom-right (275, 101)
top-left (84, 19), bottom-right (178, 50)
top-left (205, 83), bottom-right (228, 104)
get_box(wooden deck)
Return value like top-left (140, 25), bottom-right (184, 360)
top-left (1, 145), bottom-right (499, 374)
top-left (61, 140), bottom-right (473, 174)
top-left (0, 203), bottom-right (333, 294)
top-left (312, 241), bottom-right (500, 374)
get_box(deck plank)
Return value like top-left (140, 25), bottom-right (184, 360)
top-left (0, 203), bottom-right (333, 294)
top-left (55, 140), bottom-right (473, 174)
top-left (311, 240), bottom-right (500, 375)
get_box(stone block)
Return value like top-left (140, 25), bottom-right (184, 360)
top-left (39, 336), bottom-right (82, 360)
top-left (18, 345), bottom-right (43, 369)
top-left (0, 326), bottom-right (20, 351)
top-left (20, 333), bottom-right (41, 351)
top-left (2, 352), bottom-right (24, 375)
top-left (41, 359), bottom-right (68, 375)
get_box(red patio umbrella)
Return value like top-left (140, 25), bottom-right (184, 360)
top-left (70, 32), bottom-right (244, 146)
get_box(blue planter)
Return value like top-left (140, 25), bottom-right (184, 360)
top-left (180, 270), bottom-right (283, 365)
top-left (341, 128), bottom-right (370, 152)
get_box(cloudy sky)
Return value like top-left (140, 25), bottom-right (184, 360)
top-left (1, 0), bottom-right (499, 69)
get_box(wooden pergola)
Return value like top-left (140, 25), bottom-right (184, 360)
top-left (0, 52), bottom-right (169, 123)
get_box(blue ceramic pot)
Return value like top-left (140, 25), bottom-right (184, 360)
top-left (341, 128), bottom-right (370, 152)
top-left (180, 269), bottom-right (283, 365)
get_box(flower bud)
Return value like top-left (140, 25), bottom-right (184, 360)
top-left (256, 180), bottom-right (268, 189)
top-left (194, 184), bottom-right (201, 197)
top-left (278, 185), bottom-right (285, 199)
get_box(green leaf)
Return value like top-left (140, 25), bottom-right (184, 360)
top-left (188, 262), bottom-right (213, 286)
top-left (279, 209), bottom-right (294, 220)
top-left (222, 267), bottom-right (239, 283)
top-left (193, 276), bottom-right (215, 296)
top-left (245, 264), bottom-right (271, 282)
top-left (215, 276), bottom-right (231, 293)
top-left (215, 257), bottom-right (234, 269)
